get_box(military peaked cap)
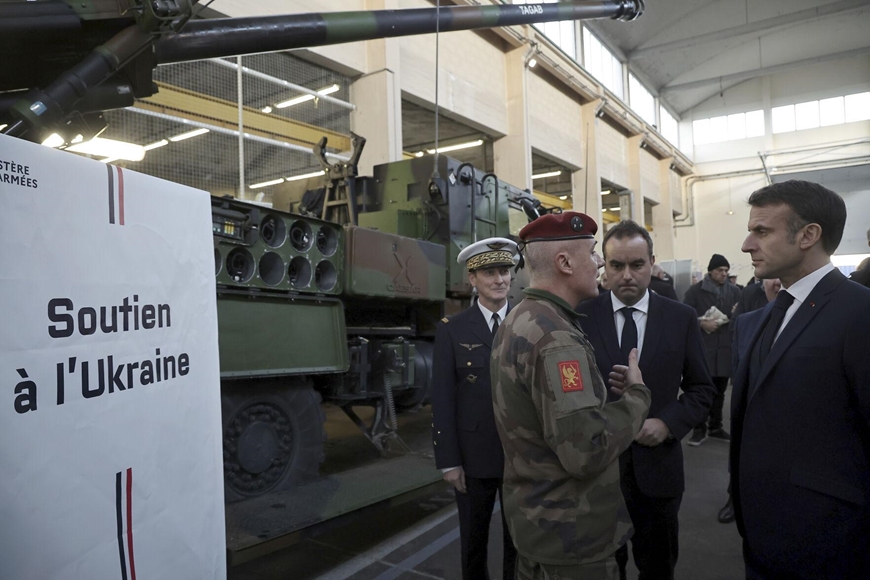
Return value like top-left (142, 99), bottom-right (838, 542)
top-left (457, 237), bottom-right (519, 271)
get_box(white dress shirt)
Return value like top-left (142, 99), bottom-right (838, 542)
top-left (478, 300), bottom-right (508, 332)
top-left (775, 262), bottom-right (835, 342)
top-left (610, 290), bottom-right (650, 361)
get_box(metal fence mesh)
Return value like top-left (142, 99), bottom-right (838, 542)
top-left (99, 51), bottom-right (352, 205)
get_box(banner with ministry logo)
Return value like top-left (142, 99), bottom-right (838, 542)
top-left (0, 134), bottom-right (226, 579)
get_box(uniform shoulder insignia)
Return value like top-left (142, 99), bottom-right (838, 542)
top-left (441, 317), bottom-right (449, 323)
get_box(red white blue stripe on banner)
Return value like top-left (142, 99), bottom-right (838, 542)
top-left (115, 468), bottom-right (137, 580)
top-left (107, 165), bottom-right (126, 226)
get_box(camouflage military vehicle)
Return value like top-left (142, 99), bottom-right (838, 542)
top-left (1, 0), bottom-right (644, 545)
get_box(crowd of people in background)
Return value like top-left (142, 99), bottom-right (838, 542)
top-left (432, 180), bottom-right (870, 580)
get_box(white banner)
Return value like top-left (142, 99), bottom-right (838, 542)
top-left (0, 134), bottom-right (226, 580)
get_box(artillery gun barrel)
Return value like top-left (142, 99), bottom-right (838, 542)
top-left (155, 1), bottom-right (644, 64)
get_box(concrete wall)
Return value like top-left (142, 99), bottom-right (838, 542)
top-left (528, 71), bottom-right (583, 169)
top-left (597, 121), bottom-right (630, 187)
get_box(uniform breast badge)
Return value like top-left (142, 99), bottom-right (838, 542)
top-left (459, 343), bottom-right (483, 351)
top-left (558, 360), bottom-right (583, 392)
top-left (467, 374), bottom-right (478, 383)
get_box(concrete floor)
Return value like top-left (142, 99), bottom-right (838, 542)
top-left (230, 387), bottom-right (745, 580)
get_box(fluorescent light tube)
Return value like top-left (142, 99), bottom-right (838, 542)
top-left (275, 84), bottom-right (340, 109)
top-left (168, 128), bottom-right (209, 142)
top-left (249, 178), bottom-right (285, 189)
top-left (285, 170), bottom-right (326, 182)
top-left (532, 170), bottom-right (562, 179)
top-left (425, 139), bottom-right (484, 154)
top-left (67, 137), bottom-right (145, 161)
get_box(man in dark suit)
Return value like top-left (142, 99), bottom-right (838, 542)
top-left (649, 264), bottom-right (678, 301)
top-left (577, 220), bottom-right (715, 580)
top-left (848, 226), bottom-right (870, 288)
top-left (432, 237), bottom-right (518, 580)
top-left (717, 277), bottom-right (780, 524)
top-left (732, 180), bottom-right (870, 578)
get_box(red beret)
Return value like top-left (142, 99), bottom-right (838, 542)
top-left (518, 211), bottom-right (598, 243)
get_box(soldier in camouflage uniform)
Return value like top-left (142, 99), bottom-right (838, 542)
top-left (490, 211), bottom-right (651, 580)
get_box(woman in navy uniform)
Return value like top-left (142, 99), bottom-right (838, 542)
top-left (432, 237), bottom-right (518, 580)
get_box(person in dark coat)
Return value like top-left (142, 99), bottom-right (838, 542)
top-left (649, 264), bottom-right (678, 301)
top-left (577, 220), bottom-right (715, 580)
top-left (848, 227), bottom-right (870, 288)
top-left (717, 277), bottom-right (780, 524)
top-left (682, 254), bottom-right (741, 445)
top-left (432, 237), bottom-right (518, 580)
top-left (732, 180), bottom-right (870, 578)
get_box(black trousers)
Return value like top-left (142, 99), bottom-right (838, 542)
top-left (454, 475), bottom-right (517, 580)
top-left (703, 376), bottom-right (729, 431)
top-left (615, 452), bottom-right (682, 580)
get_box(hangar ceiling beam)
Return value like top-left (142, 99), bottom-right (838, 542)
top-left (660, 46), bottom-right (870, 95)
top-left (630, 0), bottom-right (868, 60)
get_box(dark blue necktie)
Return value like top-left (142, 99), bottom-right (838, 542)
top-left (620, 307), bottom-right (638, 363)
top-left (491, 313), bottom-right (500, 337)
top-left (758, 290), bottom-right (795, 365)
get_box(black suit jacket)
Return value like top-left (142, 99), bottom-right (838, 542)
top-left (431, 304), bottom-right (506, 479)
top-left (730, 308), bottom-right (766, 377)
top-left (649, 277), bottom-right (678, 301)
top-left (577, 291), bottom-right (715, 497)
top-left (731, 270), bottom-right (870, 576)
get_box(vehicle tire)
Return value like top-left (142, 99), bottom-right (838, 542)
top-left (395, 340), bottom-right (434, 410)
top-left (221, 378), bottom-right (326, 502)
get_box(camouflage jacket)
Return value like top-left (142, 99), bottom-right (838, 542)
top-left (490, 288), bottom-right (651, 565)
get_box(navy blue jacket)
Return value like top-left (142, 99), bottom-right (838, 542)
top-left (431, 304), bottom-right (506, 479)
top-left (731, 308), bottom-right (766, 377)
top-left (577, 291), bottom-right (715, 497)
top-left (731, 270), bottom-right (870, 577)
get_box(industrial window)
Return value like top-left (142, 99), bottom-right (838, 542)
top-left (629, 74), bottom-right (655, 127)
top-left (819, 96), bottom-right (845, 126)
top-left (844, 92), bottom-right (870, 122)
top-left (693, 109), bottom-right (764, 144)
top-left (772, 91), bottom-right (869, 133)
top-left (660, 106), bottom-right (679, 147)
top-left (771, 105), bottom-right (796, 134)
top-left (582, 27), bottom-right (624, 100)
top-left (515, 1), bottom-right (576, 59)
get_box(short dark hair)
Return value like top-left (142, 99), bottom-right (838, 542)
top-left (603, 220), bottom-right (653, 258)
top-left (747, 180), bottom-right (846, 255)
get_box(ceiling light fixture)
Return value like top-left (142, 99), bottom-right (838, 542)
top-left (261, 106), bottom-right (273, 114)
top-left (0, 124), bottom-right (7, 131)
top-left (70, 134), bottom-right (84, 144)
top-left (609, 206), bottom-right (621, 211)
top-left (414, 151), bottom-right (425, 158)
top-left (168, 128), bottom-right (209, 142)
top-left (41, 133), bottom-right (65, 148)
top-left (67, 137), bottom-right (146, 161)
top-left (425, 139), bottom-right (484, 155)
top-left (143, 139), bottom-right (169, 151)
top-left (286, 170), bottom-right (326, 182)
top-left (275, 84), bottom-right (340, 109)
top-left (600, 189), bottom-right (610, 195)
top-left (249, 178), bottom-right (285, 189)
top-left (528, 58), bottom-right (537, 68)
top-left (558, 195), bottom-right (568, 200)
top-left (532, 170), bottom-right (562, 180)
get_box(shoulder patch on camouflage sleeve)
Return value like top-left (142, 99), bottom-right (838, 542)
top-left (558, 360), bottom-right (583, 392)
top-left (542, 348), bottom-right (601, 416)
top-left (441, 317), bottom-right (449, 323)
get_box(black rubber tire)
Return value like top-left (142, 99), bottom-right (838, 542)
top-left (221, 379), bottom-right (326, 502)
